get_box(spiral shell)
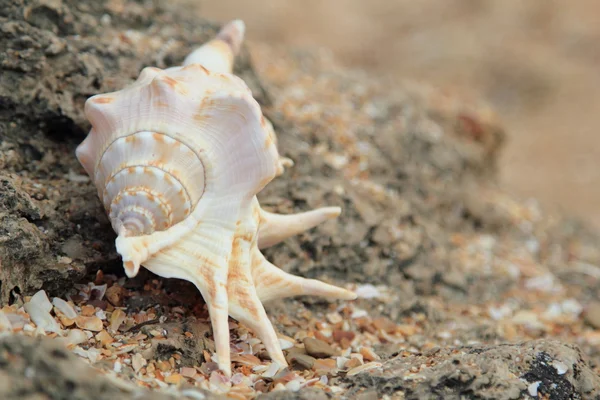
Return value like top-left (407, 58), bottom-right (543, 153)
top-left (76, 20), bottom-right (355, 376)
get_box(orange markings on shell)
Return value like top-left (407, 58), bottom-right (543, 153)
top-left (193, 112), bottom-right (207, 122)
top-left (156, 75), bottom-right (189, 95)
top-left (153, 100), bottom-right (170, 108)
top-left (176, 188), bottom-right (187, 203)
top-left (264, 131), bottom-right (274, 149)
top-left (162, 173), bottom-right (173, 186)
top-left (182, 63), bottom-right (210, 74)
top-left (152, 133), bottom-right (165, 143)
top-left (228, 231), bottom-right (259, 318)
top-left (142, 167), bottom-right (154, 176)
top-left (145, 192), bottom-right (156, 203)
top-left (91, 96), bottom-right (114, 104)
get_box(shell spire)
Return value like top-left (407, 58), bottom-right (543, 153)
top-left (76, 19), bottom-right (356, 377)
top-left (183, 19), bottom-right (246, 73)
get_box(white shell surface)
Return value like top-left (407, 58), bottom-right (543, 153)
top-left (76, 20), bottom-right (356, 377)
top-left (77, 63), bottom-right (280, 237)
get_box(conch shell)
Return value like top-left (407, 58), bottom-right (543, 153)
top-left (76, 20), bottom-right (356, 376)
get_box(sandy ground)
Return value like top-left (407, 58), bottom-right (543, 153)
top-left (199, 0), bottom-right (600, 228)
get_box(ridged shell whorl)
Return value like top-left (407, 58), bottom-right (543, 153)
top-left (75, 20), bottom-right (356, 377)
top-left (77, 62), bottom-right (278, 237)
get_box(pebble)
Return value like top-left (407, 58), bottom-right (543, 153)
top-left (584, 302), bottom-right (600, 329)
top-left (372, 317), bottom-right (396, 333)
top-left (0, 311), bottom-right (12, 331)
top-left (278, 338), bottom-right (295, 350)
top-left (527, 381), bottom-right (540, 397)
top-left (551, 360), bottom-right (568, 375)
top-left (312, 358), bottom-right (336, 374)
top-left (165, 373), bottom-right (183, 384)
top-left (80, 305), bottom-right (96, 317)
top-left (132, 353), bottom-right (146, 373)
top-left (333, 330), bottom-right (356, 343)
top-left (96, 330), bottom-right (114, 346)
top-left (303, 337), bottom-right (337, 358)
top-left (110, 309), bottom-right (126, 331)
top-left (326, 312), bottom-right (343, 324)
top-left (75, 316), bottom-right (103, 332)
top-left (345, 357), bottom-right (362, 369)
top-left (288, 353), bottom-right (315, 370)
top-left (61, 329), bottom-right (87, 346)
top-left (28, 290), bottom-right (53, 313)
top-left (24, 302), bottom-right (62, 333)
top-left (105, 285), bottom-right (125, 306)
top-left (360, 347), bottom-right (380, 361)
top-left (52, 298), bottom-right (78, 319)
top-left (180, 367), bottom-right (197, 378)
top-left (346, 362), bottom-right (382, 376)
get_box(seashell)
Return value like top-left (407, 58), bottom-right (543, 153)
top-left (75, 19), bottom-right (356, 376)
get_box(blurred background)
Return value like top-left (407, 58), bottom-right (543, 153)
top-left (199, 0), bottom-right (600, 228)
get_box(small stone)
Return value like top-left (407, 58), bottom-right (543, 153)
top-left (261, 362), bottom-right (282, 378)
top-left (52, 298), bottom-right (78, 319)
top-left (105, 285), bottom-right (126, 307)
top-left (180, 367), bottom-right (197, 378)
top-left (332, 330), bottom-right (356, 343)
top-left (288, 353), bottom-right (315, 370)
top-left (0, 311), bottom-right (12, 332)
top-left (396, 324), bottom-right (417, 336)
top-left (28, 290), bottom-right (53, 313)
top-left (157, 360), bottom-right (171, 372)
top-left (346, 362), bottom-right (382, 376)
top-left (146, 363), bottom-right (156, 374)
top-left (110, 309), bottom-right (126, 332)
top-left (303, 337), bottom-right (337, 358)
top-left (75, 315), bottom-right (103, 331)
top-left (61, 329), bottom-right (88, 347)
top-left (372, 317), bottom-right (396, 333)
top-left (165, 373), bottom-right (183, 384)
top-left (80, 305), bottom-right (96, 317)
top-left (132, 353), bottom-right (146, 373)
top-left (278, 338), bottom-right (295, 350)
top-left (326, 312), bottom-right (343, 324)
top-left (24, 299), bottom-right (61, 333)
top-left (344, 358), bottom-right (362, 369)
top-left (584, 302), bottom-right (600, 329)
top-left (552, 360), bottom-right (568, 375)
top-left (95, 330), bottom-right (114, 346)
top-left (528, 381), bottom-right (540, 397)
top-left (312, 358), bottom-right (336, 374)
top-left (359, 347), bottom-right (380, 361)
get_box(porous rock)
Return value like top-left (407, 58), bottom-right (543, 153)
top-left (0, 334), bottom-right (222, 400)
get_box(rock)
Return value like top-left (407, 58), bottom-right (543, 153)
top-left (584, 301), bottom-right (600, 329)
top-left (340, 340), bottom-right (600, 399)
top-left (257, 388), bottom-right (330, 400)
top-left (303, 338), bottom-right (337, 358)
top-left (287, 353), bottom-right (315, 370)
top-left (0, 334), bottom-right (221, 400)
